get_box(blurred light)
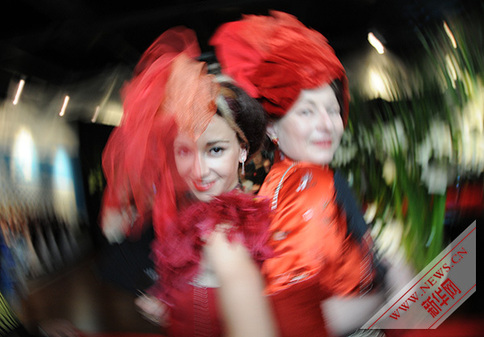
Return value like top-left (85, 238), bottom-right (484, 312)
top-left (54, 148), bottom-right (73, 188)
top-left (369, 69), bottom-right (386, 96)
top-left (53, 147), bottom-right (77, 222)
top-left (59, 95), bottom-right (70, 116)
top-left (368, 32), bottom-right (385, 54)
top-left (91, 105), bottom-right (100, 123)
top-left (101, 100), bottom-right (124, 126)
top-left (12, 128), bottom-right (37, 182)
top-left (13, 79), bottom-right (25, 105)
top-left (445, 54), bottom-right (457, 87)
top-left (443, 21), bottom-right (457, 49)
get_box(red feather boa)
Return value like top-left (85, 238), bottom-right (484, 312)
top-left (150, 190), bottom-right (273, 303)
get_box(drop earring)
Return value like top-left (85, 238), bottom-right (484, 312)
top-left (240, 149), bottom-right (247, 176)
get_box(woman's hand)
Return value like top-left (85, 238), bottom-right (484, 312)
top-left (38, 319), bottom-right (81, 337)
top-left (204, 229), bottom-right (276, 337)
top-left (322, 292), bottom-right (386, 336)
top-left (134, 294), bottom-right (170, 327)
top-left (101, 206), bottom-right (138, 243)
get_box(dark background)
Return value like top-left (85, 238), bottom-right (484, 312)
top-left (1, 0), bottom-right (481, 234)
top-left (1, 0), bottom-right (480, 89)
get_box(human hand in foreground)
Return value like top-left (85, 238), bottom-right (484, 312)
top-left (38, 319), bottom-right (82, 337)
top-left (135, 294), bottom-right (170, 327)
top-left (102, 205), bottom-right (139, 243)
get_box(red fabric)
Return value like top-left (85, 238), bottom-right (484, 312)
top-left (259, 156), bottom-right (373, 296)
top-left (210, 10), bottom-right (349, 122)
top-left (258, 155), bottom-right (375, 336)
top-left (90, 331), bottom-right (164, 337)
top-left (384, 316), bottom-right (484, 337)
top-left (270, 273), bottom-right (329, 337)
top-left (168, 285), bottom-right (223, 337)
top-left (149, 190), bottom-right (273, 304)
top-left (446, 183), bottom-right (484, 213)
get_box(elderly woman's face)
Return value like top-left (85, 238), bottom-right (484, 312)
top-left (174, 114), bottom-right (246, 202)
top-left (269, 83), bottom-right (344, 165)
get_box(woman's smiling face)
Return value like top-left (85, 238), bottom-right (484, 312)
top-left (174, 114), bottom-right (246, 202)
top-left (268, 83), bottom-right (344, 165)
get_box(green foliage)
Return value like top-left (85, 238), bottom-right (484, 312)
top-left (333, 8), bottom-right (483, 271)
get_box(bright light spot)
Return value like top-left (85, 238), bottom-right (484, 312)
top-left (13, 79), bottom-right (25, 105)
top-left (368, 32), bottom-right (385, 54)
top-left (54, 148), bottom-right (73, 186)
top-left (369, 70), bottom-right (386, 95)
top-left (443, 21), bottom-right (457, 49)
top-left (53, 147), bottom-right (78, 226)
top-left (59, 95), bottom-right (70, 116)
top-left (91, 105), bottom-right (100, 123)
top-left (12, 128), bottom-right (35, 182)
top-left (102, 100), bottom-right (124, 126)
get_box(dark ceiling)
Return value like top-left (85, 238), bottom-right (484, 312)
top-left (0, 0), bottom-right (480, 93)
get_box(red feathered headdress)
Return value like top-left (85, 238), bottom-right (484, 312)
top-left (210, 10), bottom-right (349, 122)
top-left (101, 27), bottom-right (218, 239)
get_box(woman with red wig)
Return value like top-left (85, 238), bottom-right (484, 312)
top-left (100, 27), bottom-right (276, 337)
top-left (211, 11), bottom-right (386, 337)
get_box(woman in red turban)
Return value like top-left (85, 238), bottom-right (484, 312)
top-left (211, 11), bottom-right (386, 337)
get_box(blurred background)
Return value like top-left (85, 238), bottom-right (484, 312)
top-left (0, 0), bottom-right (482, 336)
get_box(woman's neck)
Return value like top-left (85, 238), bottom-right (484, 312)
top-left (278, 150), bottom-right (330, 169)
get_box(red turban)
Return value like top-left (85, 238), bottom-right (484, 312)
top-left (211, 10), bottom-right (349, 122)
